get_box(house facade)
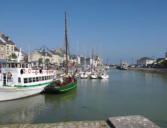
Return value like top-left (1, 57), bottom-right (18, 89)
top-left (0, 31), bottom-right (15, 60)
top-left (137, 57), bottom-right (155, 67)
top-left (30, 49), bottom-right (65, 66)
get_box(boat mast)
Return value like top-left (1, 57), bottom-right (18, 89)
top-left (65, 12), bottom-right (69, 76)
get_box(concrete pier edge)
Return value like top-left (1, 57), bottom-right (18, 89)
top-left (0, 115), bottom-right (160, 128)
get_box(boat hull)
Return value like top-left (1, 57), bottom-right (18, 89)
top-left (44, 81), bottom-right (77, 93)
top-left (0, 83), bottom-right (50, 101)
top-left (90, 75), bottom-right (98, 79)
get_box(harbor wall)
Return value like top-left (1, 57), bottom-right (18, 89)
top-left (128, 67), bottom-right (167, 74)
top-left (0, 115), bottom-right (160, 128)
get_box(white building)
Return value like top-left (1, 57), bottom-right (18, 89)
top-left (137, 57), bottom-right (155, 67)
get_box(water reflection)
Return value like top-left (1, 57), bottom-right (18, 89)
top-left (0, 95), bottom-right (45, 124)
top-left (0, 69), bottom-right (167, 128)
top-left (34, 89), bottom-right (77, 123)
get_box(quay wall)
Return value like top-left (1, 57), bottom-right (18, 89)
top-left (128, 67), bottom-right (167, 74)
top-left (0, 115), bottom-right (160, 128)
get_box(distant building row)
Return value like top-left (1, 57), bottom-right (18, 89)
top-left (0, 31), bottom-right (103, 66)
top-left (30, 48), bottom-right (102, 67)
top-left (137, 52), bottom-right (167, 67)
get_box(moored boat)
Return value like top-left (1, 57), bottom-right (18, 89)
top-left (90, 73), bottom-right (98, 79)
top-left (44, 78), bottom-right (77, 93)
top-left (0, 62), bottom-right (54, 101)
top-left (80, 72), bottom-right (88, 79)
top-left (44, 12), bottom-right (77, 93)
top-left (99, 73), bottom-right (109, 79)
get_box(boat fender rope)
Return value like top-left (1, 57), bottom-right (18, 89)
top-left (8, 72), bottom-right (12, 77)
top-left (23, 69), bottom-right (26, 74)
top-left (35, 70), bottom-right (38, 75)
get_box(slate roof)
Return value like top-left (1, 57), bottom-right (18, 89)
top-left (0, 33), bottom-right (15, 45)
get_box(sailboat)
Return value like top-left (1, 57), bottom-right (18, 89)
top-left (99, 72), bottom-right (109, 79)
top-left (44, 12), bottom-right (77, 93)
top-left (90, 49), bottom-right (98, 79)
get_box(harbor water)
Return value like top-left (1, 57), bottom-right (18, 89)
top-left (0, 68), bottom-right (167, 128)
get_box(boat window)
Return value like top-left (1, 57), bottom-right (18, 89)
top-left (36, 77), bottom-right (39, 82)
top-left (42, 76), bottom-right (45, 80)
top-left (18, 77), bottom-right (21, 83)
top-left (38, 77), bottom-right (41, 81)
top-left (45, 76), bottom-right (47, 80)
top-left (29, 78), bottom-right (32, 83)
top-left (26, 64), bottom-right (28, 68)
top-left (33, 77), bottom-right (36, 82)
top-left (24, 78), bottom-right (28, 83)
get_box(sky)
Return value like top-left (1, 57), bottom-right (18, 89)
top-left (0, 0), bottom-right (167, 63)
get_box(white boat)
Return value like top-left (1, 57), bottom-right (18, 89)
top-left (85, 71), bottom-right (91, 76)
top-left (99, 73), bottom-right (109, 79)
top-left (80, 72), bottom-right (88, 79)
top-left (90, 73), bottom-right (98, 79)
top-left (0, 62), bottom-right (55, 101)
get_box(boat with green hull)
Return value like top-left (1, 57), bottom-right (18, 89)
top-left (44, 12), bottom-right (77, 94)
top-left (44, 80), bottom-right (77, 93)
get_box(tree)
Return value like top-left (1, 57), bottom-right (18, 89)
top-left (38, 58), bottom-right (50, 64)
top-left (45, 58), bottom-right (50, 64)
top-left (10, 53), bottom-right (17, 59)
top-left (38, 58), bottom-right (43, 64)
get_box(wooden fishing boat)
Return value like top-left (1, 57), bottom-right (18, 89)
top-left (44, 78), bottom-right (77, 93)
top-left (44, 12), bottom-right (77, 93)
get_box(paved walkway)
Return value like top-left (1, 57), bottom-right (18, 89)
top-left (0, 115), bottom-right (160, 128)
top-left (0, 121), bottom-right (109, 128)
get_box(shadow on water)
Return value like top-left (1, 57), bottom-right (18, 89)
top-left (34, 88), bottom-right (77, 123)
top-left (0, 89), bottom-right (78, 124)
top-left (0, 95), bottom-right (45, 124)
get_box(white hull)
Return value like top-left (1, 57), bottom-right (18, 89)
top-left (90, 75), bottom-right (98, 79)
top-left (80, 75), bottom-right (88, 79)
top-left (0, 84), bottom-right (48, 101)
top-left (80, 72), bottom-right (88, 79)
top-left (99, 75), bottom-right (109, 79)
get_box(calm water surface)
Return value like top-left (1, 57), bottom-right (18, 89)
top-left (0, 68), bottom-right (167, 128)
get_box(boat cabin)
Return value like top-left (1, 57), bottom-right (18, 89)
top-left (0, 62), bottom-right (54, 87)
